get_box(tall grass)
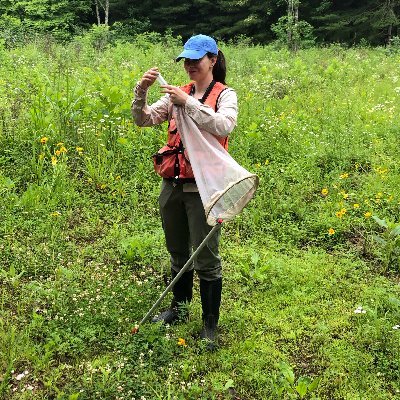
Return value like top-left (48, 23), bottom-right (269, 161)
top-left (0, 37), bottom-right (399, 399)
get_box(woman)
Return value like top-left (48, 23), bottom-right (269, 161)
top-left (132, 34), bottom-right (238, 350)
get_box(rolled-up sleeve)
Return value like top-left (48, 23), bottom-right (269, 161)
top-left (131, 83), bottom-right (170, 127)
top-left (183, 89), bottom-right (238, 137)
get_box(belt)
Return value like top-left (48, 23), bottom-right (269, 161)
top-left (165, 177), bottom-right (196, 185)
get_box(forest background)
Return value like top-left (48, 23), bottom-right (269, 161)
top-left (0, 0), bottom-right (400, 46)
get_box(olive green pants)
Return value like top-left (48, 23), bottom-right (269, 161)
top-left (159, 179), bottom-right (222, 281)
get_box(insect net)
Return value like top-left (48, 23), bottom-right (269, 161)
top-left (174, 106), bottom-right (259, 226)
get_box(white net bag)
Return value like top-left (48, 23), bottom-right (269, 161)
top-left (174, 106), bottom-right (259, 226)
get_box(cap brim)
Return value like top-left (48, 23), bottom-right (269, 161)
top-left (176, 49), bottom-right (207, 62)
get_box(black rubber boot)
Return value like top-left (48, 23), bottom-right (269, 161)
top-left (152, 269), bottom-right (194, 324)
top-left (200, 277), bottom-right (222, 351)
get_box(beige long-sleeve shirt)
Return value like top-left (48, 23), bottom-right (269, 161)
top-left (131, 83), bottom-right (238, 136)
top-left (131, 82), bottom-right (238, 191)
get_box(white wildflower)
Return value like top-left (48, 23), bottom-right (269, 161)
top-left (354, 306), bottom-right (366, 314)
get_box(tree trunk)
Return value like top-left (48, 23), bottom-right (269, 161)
top-left (95, 0), bottom-right (101, 26)
top-left (287, 0), bottom-right (300, 52)
top-left (105, 0), bottom-right (109, 26)
top-left (294, 2), bottom-right (299, 52)
top-left (287, 0), bottom-right (293, 49)
top-left (94, 0), bottom-right (109, 26)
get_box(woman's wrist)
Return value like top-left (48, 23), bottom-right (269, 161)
top-left (137, 80), bottom-right (149, 91)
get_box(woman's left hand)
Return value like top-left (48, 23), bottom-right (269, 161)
top-left (161, 85), bottom-right (189, 105)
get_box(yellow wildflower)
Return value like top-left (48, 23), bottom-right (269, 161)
top-left (40, 136), bottom-right (48, 144)
top-left (55, 150), bottom-right (61, 156)
top-left (376, 192), bottom-right (382, 198)
top-left (339, 173), bottom-right (349, 179)
top-left (340, 191), bottom-right (349, 199)
top-left (76, 147), bottom-right (84, 152)
top-left (255, 163), bottom-right (261, 168)
top-left (51, 156), bottom-right (57, 165)
top-left (177, 338), bottom-right (187, 347)
top-left (328, 228), bottom-right (335, 235)
top-left (336, 208), bottom-right (347, 218)
top-left (376, 167), bottom-right (388, 175)
top-left (353, 203), bottom-right (360, 209)
top-left (59, 146), bottom-right (67, 154)
top-left (321, 188), bottom-right (328, 196)
top-left (56, 142), bottom-right (64, 147)
top-left (264, 159), bottom-right (269, 165)
top-left (50, 211), bottom-right (61, 217)
top-left (364, 211), bottom-right (372, 218)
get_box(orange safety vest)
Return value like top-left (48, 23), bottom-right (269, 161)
top-left (152, 80), bottom-right (229, 182)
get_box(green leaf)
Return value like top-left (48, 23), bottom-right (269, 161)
top-left (308, 376), bottom-right (321, 392)
top-left (251, 251), bottom-right (260, 266)
top-left (390, 225), bottom-right (400, 237)
top-left (372, 235), bottom-right (386, 246)
top-left (279, 362), bottom-right (295, 385)
top-left (224, 379), bottom-right (234, 390)
top-left (372, 215), bottom-right (388, 228)
top-left (68, 394), bottom-right (80, 400)
top-left (296, 376), bottom-right (311, 398)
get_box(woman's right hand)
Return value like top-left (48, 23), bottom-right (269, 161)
top-left (139, 67), bottom-right (159, 90)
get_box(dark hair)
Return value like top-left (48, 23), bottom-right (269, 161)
top-left (208, 50), bottom-right (226, 85)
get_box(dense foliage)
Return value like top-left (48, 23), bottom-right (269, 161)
top-left (0, 0), bottom-right (399, 45)
top-left (1, 36), bottom-right (400, 399)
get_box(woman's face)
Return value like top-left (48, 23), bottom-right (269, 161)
top-left (184, 55), bottom-right (216, 82)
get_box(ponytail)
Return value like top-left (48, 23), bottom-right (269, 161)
top-left (208, 50), bottom-right (226, 85)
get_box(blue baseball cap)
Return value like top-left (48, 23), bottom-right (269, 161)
top-left (176, 34), bottom-right (218, 61)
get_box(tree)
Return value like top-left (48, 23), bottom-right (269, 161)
top-left (371, 0), bottom-right (400, 43)
top-left (271, 0), bottom-right (315, 50)
top-left (94, 0), bottom-right (109, 26)
top-left (0, 0), bottom-right (92, 39)
top-left (287, 0), bottom-right (299, 50)
top-left (312, 0), bottom-right (400, 45)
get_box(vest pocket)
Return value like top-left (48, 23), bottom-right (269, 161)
top-left (152, 145), bottom-right (178, 178)
top-left (152, 146), bottom-right (194, 180)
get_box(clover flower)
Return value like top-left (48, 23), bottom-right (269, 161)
top-left (354, 306), bottom-right (366, 314)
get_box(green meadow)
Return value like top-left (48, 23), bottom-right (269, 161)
top-left (1, 36), bottom-right (400, 399)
